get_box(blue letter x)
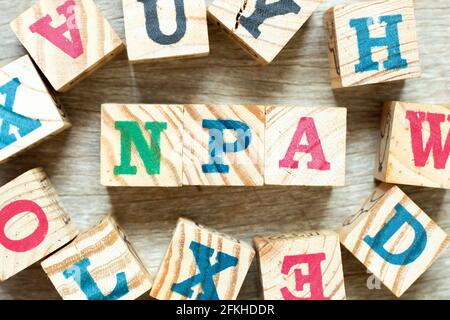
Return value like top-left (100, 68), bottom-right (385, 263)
top-left (171, 241), bottom-right (239, 300)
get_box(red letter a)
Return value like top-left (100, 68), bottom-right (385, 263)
top-left (279, 117), bottom-right (330, 170)
top-left (29, 0), bottom-right (84, 59)
top-left (406, 111), bottom-right (450, 169)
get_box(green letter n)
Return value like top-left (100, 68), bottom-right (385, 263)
top-left (114, 121), bottom-right (167, 175)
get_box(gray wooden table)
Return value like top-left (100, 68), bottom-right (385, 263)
top-left (0, 0), bottom-right (449, 300)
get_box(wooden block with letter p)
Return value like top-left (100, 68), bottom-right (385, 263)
top-left (0, 168), bottom-right (78, 281)
top-left (254, 230), bottom-right (346, 300)
top-left (101, 104), bottom-right (184, 187)
top-left (340, 183), bottom-right (450, 297)
top-left (0, 55), bottom-right (71, 163)
top-left (183, 104), bottom-right (265, 186)
top-left (150, 218), bottom-right (255, 300)
top-left (375, 101), bottom-right (449, 189)
top-left (265, 106), bottom-right (347, 186)
top-left (123, 0), bottom-right (209, 63)
top-left (10, 0), bottom-right (124, 92)
top-left (208, 0), bottom-right (323, 64)
top-left (325, 0), bottom-right (421, 88)
top-left (41, 215), bottom-right (153, 300)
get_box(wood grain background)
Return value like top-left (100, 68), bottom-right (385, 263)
top-left (0, 0), bottom-right (448, 300)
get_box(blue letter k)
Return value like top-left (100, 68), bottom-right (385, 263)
top-left (171, 241), bottom-right (239, 300)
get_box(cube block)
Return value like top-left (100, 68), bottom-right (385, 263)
top-left (0, 168), bottom-right (78, 281)
top-left (265, 106), bottom-right (347, 186)
top-left (41, 216), bottom-right (153, 300)
top-left (150, 218), bottom-right (255, 300)
top-left (0, 55), bottom-right (71, 163)
top-left (254, 230), bottom-right (346, 300)
top-left (10, 0), bottom-right (124, 92)
top-left (208, 0), bottom-right (323, 64)
top-left (325, 0), bottom-right (421, 88)
top-left (340, 183), bottom-right (449, 297)
top-left (101, 104), bottom-right (184, 187)
top-left (123, 0), bottom-right (209, 63)
top-left (183, 104), bottom-right (265, 186)
top-left (375, 101), bottom-right (450, 189)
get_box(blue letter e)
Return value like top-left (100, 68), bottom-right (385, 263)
top-left (363, 204), bottom-right (427, 265)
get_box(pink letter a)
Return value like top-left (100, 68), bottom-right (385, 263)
top-left (280, 253), bottom-right (329, 300)
top-left (29, 0), bottom-right (84, 59)
top-left (279, 117), bottom-right (331, 170)
top-left (406, 111), bottom-right (450, 169)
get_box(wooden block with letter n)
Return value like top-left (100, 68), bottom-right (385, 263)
top-left (123, 0), bottom-right (209, 63)
top-left (0, 55), bottom-right (71, 163)
top-left (101, 104), bottom-right (184, 187)
top-left (325, 0), bottom-right (421, 88)
top-left (183, 104), bottom-right (265, 186)
top-left (10, 0), bottom-right (124, 92)
top-left (340, 183), bottom-right (450, 297)
top-left (150, 218), bottom-right (255, 300)
top-left (375, 101), bottom-right (449, 189)
top-left (265, 106), bottom-right (347, 186)
top-left (254, 230), bottom-right (346, 300)
top-left (41, 215), bottom-right (153, 300)
top-left (208, 0), bottom-right (323, 64)
top-left (0, 168), bottom-right (78, 281)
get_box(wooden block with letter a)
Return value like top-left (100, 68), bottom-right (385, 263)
top-left (375, 101), bottom-right (449, 189)
top-left (150, 218), bottom-right (255, 300)
top-left (325, 0), bottom-right (421, 88)
top-left (123, 0), bottom-right (209, 63)
top-left (101, 104), bottom-right (184, 187)
top-left (0, 55), bottom-right (71, 163)
top-left (0, 168), bottom-right (78, 281)
top-left (10, 0), bottom-right (124, 92)
top-left (41, 215), bottom-right (153, 300)
top-left (265, 106), bottom-right (346, 186)
top-left (254, 230), bottom-right (346, 300)
top-left (183, 104), bottom-right (265, 186)
top-left (208, 0), bottom-right (323, 64)
top-left (340, 183), bottom-right (450, 297)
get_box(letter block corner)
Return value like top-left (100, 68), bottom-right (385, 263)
top-left (208, 0), bottom-right (323, 64)
top-left (123, 0), bottom-right (209, 63)
top-left (254, 230), bottom-right (346, 300)
top-left (41, 215), bottom-right (153, 300)
top-left (0, 168), bottom-right (78, 281)
top-left (325, 0), bottom-right (421, 88)
top-left (375, 101), bottom-right (450, 189)
top-left (150, 218), bottom-right (255, 300)
top-left (10, 0), bottom-right (124, 92)
top-left (339, 183), bottom-right (450, 297)
top-left (0, 55), bottom-right (71, 163)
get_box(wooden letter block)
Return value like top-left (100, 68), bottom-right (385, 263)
top-left (0, 168), bottom-right (78, 281)
top-left (325, 0), bottom-right (421, 88)
top-left (375, 101), bottom-right (450, 189)
top-left (101, 104), bottom-right (184, 187)
top-left (150, 218), bottom-right (255, 300)
top-left (183, 104), bottom-right (265, 186)
top-left (265, 106), bottom-right (347, 186)
top-left (340, 184), bottom-right (449, 297)
top-left (10, 0), bottom-right (124, 92)
top-left (0, 55), bottom-right (71, 163)
top-left (123, 0), bottom-right (209, 63)
top-left (208, 0), bottom-right (323, 64)
top-left (254, 230), bottom-right (346, 300)
top-left (41, 216), bottom-right (153, 300)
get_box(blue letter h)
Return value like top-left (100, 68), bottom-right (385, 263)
top-left (171, 241), bottom-right (238, 300)
top-left (350, 14), bottom-right (408, 73)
